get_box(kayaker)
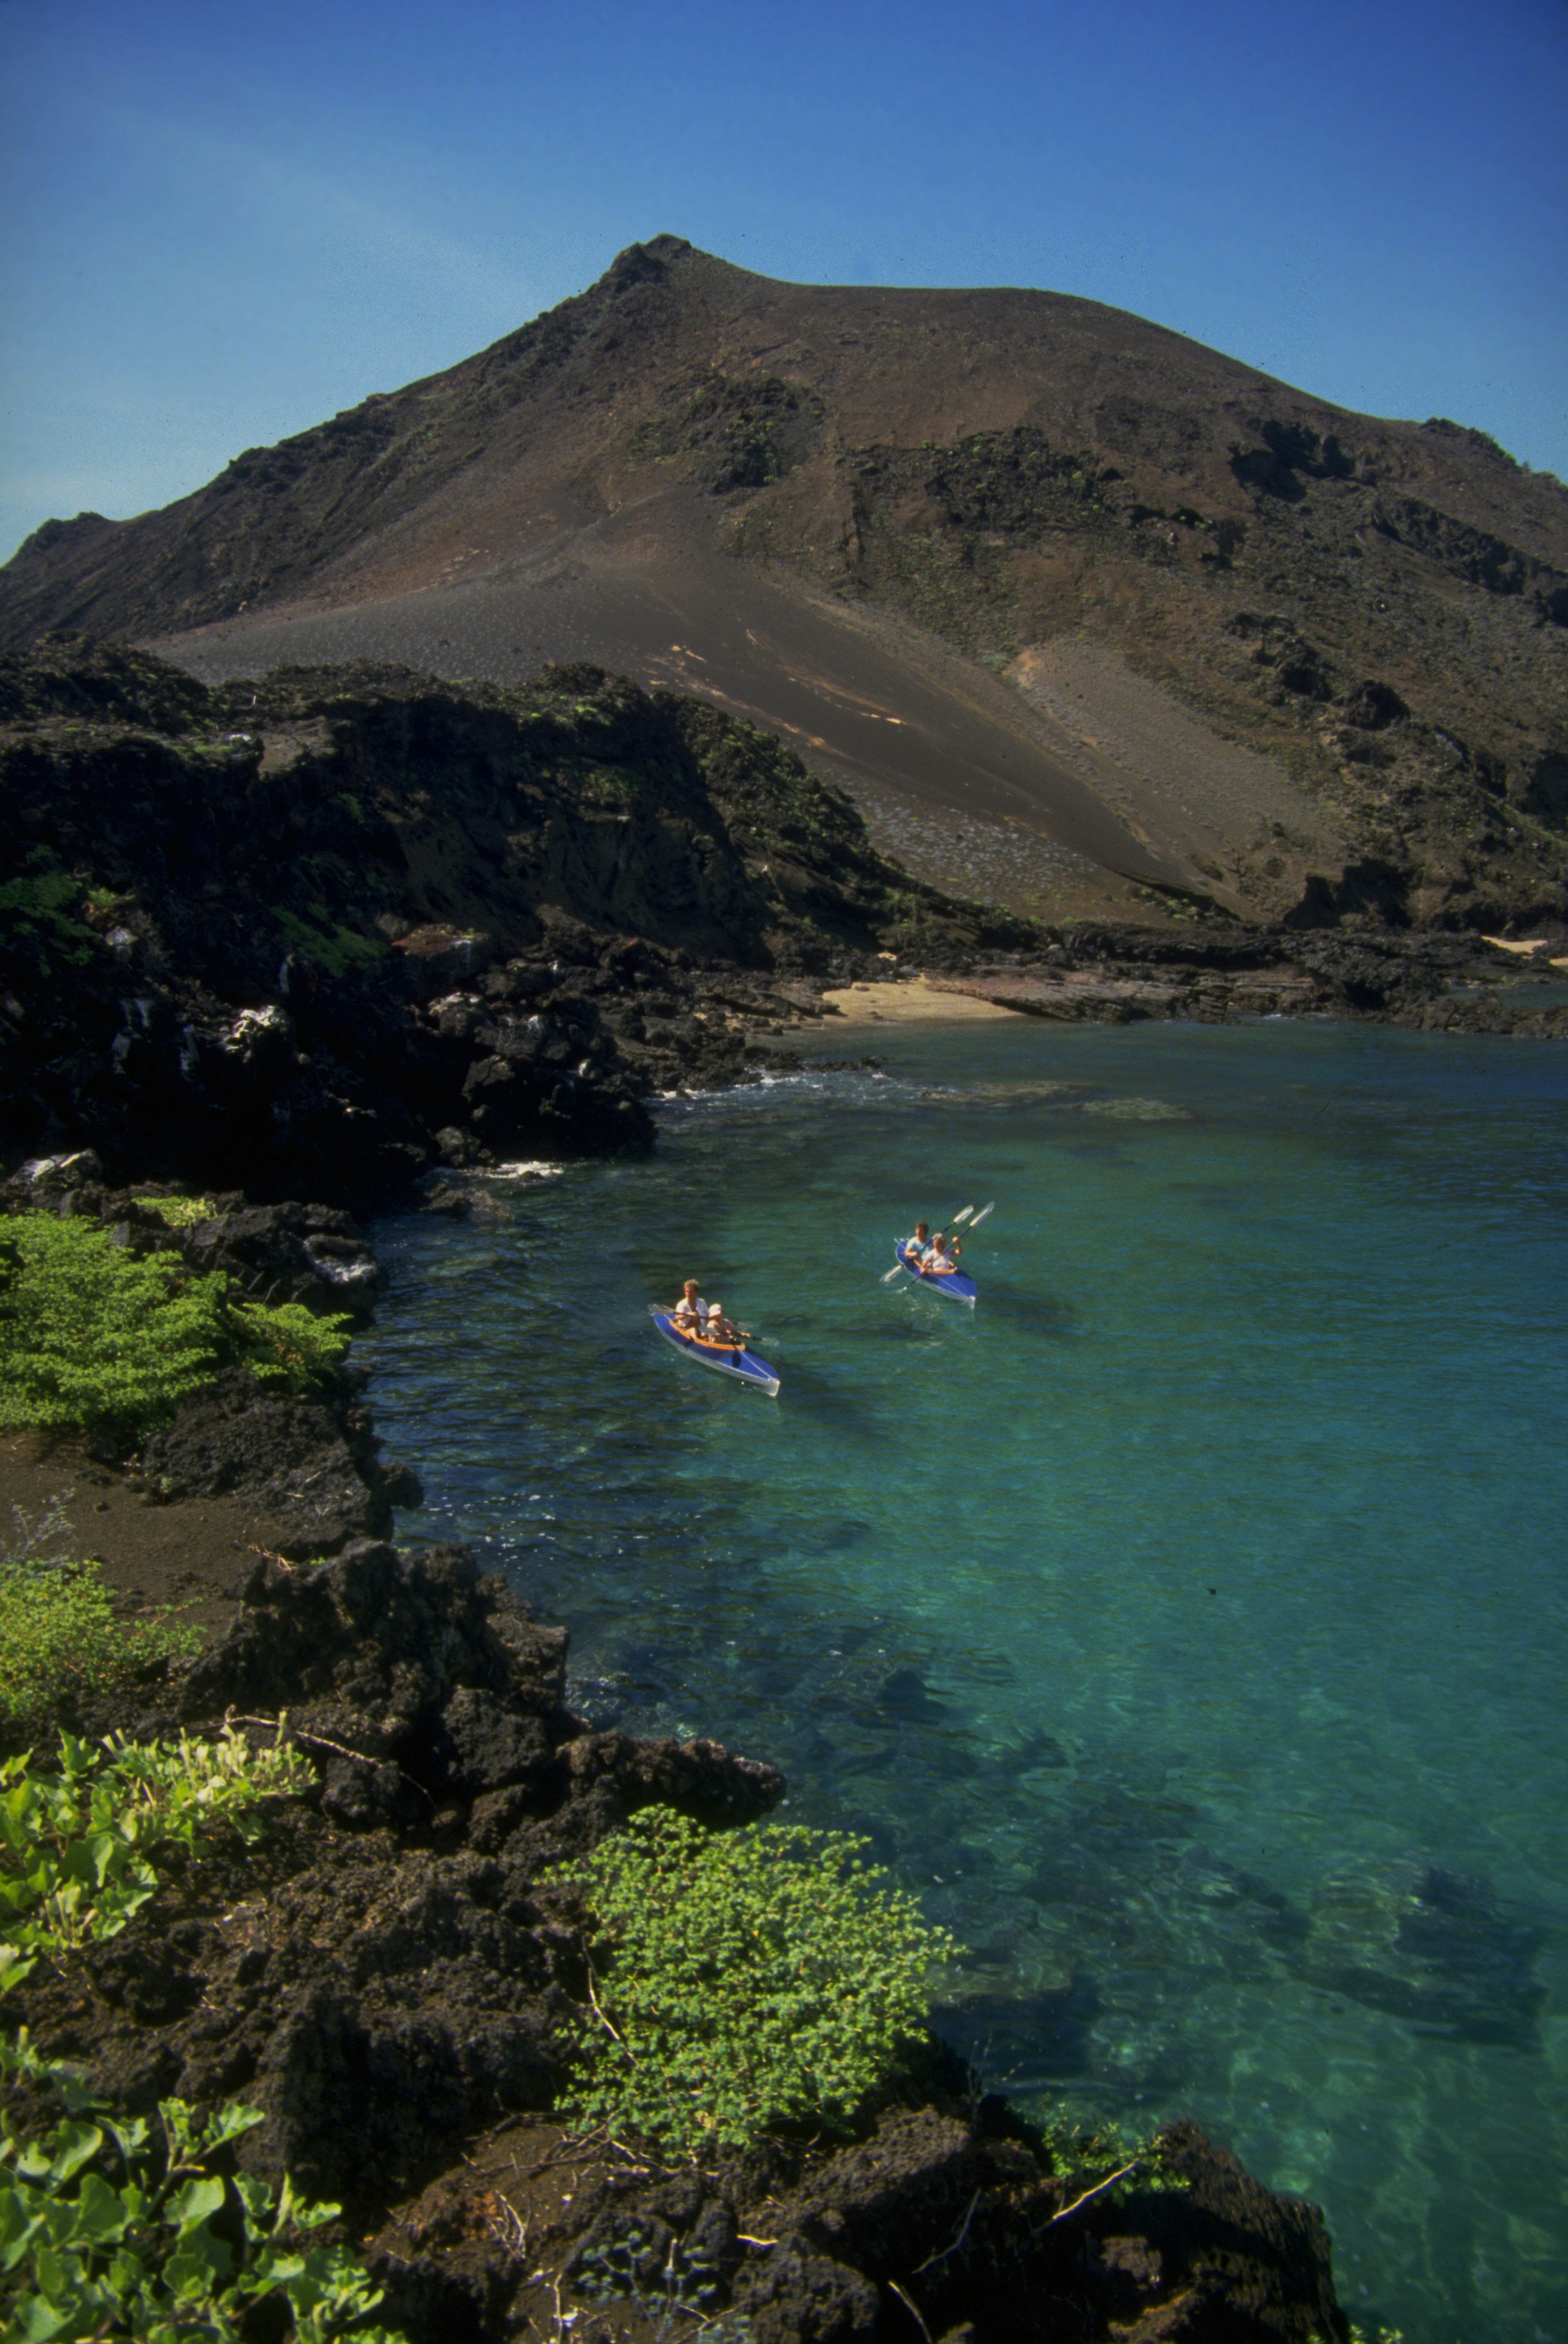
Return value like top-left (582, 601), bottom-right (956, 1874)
top-left (672, 1279), bottom-right (707, 1330)
top-left (922, 1232), bottom-right (960, 1273)
top-left (705, 1302), bottom-right (745, 1349)
top-left (906, 1219), bottom-right (931, 1260)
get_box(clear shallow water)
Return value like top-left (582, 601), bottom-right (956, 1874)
top-left (361, 1020), bottom-right (1568, 2344)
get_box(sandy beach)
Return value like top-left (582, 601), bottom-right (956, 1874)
top-left (819, 976), bottom-right (1021, 1024)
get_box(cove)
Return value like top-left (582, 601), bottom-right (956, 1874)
top-left (361, 1017), bottom-right (1568, 2344)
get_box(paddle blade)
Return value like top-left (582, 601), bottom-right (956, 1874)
top-left (952, 1205), bottom-right (975, 1226)
top-left (881, 1263), bottom-right (905, 1283)
top-left (969, 1202), bottom-right (995, 1229)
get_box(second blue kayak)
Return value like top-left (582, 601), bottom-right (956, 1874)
top-left (893, 1240), bottom-right (978, 1307)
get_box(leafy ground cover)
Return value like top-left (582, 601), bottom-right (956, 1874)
top-left (0, 2048), bottom-right (405, 2344)
top-left (0, 1727), bottom-right (310, 1993)
top-left (0, 1215), bottom-right (351, 1445)
top-left (552, 1808), bottom-right (959, 2153)
top-left (0, 1563), bottom-right (198, 1735)
top-left (131, 1197), bottom-right (219, 1229)
top-left (0, 1722), bottom-right (401, 2342)
top-left (0, 1498), bottom-right (199, 1736)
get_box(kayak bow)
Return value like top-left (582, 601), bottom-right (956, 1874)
top-left (648, 1307), bottom-right (781, 1396)
top-left (892, 1240), bottom-right (978, 1308)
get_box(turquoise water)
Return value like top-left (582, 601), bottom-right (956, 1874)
top-left (362, 1020), bottom-right (1568, 2343)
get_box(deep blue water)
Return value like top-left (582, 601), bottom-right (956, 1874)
top-left (361, 1018), bottom-right (1568, 2344)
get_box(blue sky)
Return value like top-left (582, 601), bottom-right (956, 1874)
top-left (1, 0), bottom-right (1564, 561)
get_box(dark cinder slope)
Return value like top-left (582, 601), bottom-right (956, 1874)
top-left (5, 235), bottom-right (1567, 929)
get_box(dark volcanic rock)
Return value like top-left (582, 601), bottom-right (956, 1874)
top-left (176, 1538), bottom-right (786, 1840)
top-left (736, 2245), bottom-right (881, 2344)
top-left (178, 1539), bottom-right (576, 1761)
top-left (928, 921), bottom-right (1568, 1038)
top-left (179, 1199), bottom-right (385, 1319)
top-left (139, 1376), bottom-right (408, 1557)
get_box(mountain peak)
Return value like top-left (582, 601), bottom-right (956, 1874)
top-left (599, 233), bottom-right (697, 296)
top-left (2, 238), bottom-right (1565, 933)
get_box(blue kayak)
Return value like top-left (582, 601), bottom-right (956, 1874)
top-left (649, 1307), bottom-right (781, 1396)
top-left (893, 1240), bottom-right (978, 1308)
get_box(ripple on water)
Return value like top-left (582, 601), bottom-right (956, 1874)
top-left (363, 1018), bottom-right (1568, 2344)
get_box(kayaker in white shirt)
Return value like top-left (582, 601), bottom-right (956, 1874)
top-left (922, 1232), bottom-right (961, 1273)
top-left (672, 1279), bottom-right (707, 1330)
top-left (705, 1302), bottom-right (746, 1348)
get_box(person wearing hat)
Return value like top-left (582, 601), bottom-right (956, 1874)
top-left (704, 1301), bottom-right (746, 1351)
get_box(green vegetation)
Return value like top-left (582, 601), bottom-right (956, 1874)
top-left (551, 1809), bottom-right (958, 2153)
top-left (132, 1198), bottom-right (218, 1229)
top-left (0, 1727), bottom-right (310, 1992)
top-left (0, 2037), bottom-right (404, 2343)
top-left (0, 1222), bottom-right (231, 1442)
top-left (1029, 2107), bottom-right (1191, 2210)
top-left (0, 1725), bottom-right (342, 2331)
top-left (0, 857), bottom-right (96, 975)
top-left (0, 1561), bottom-right (198, 1734)
top-left (272, 907), bottom-right (385, 979)
top-left (0, 1215), bottom-right (352, 1444)
top-left (227, 1299), bottom-right (352, 1390)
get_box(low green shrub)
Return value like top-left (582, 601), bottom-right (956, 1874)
top-left (132, 1197), bottom-right (218, 1229)
top-left (551, 1809), bottom-right (958, 2153)
top-left (0, 1563), bottom-right (199, 1732)
top-left (0, 862), bottom-right (97, 975)
top-left (227, 1300), bottom-right (351, 1390)
top-left (0, 1728), bottom-right (310, 1993)
top-left (1029, 2107), bottom-right (1191, 2211)
top-left (0, 1215), bottom-right (352, 1442)
top-left (0, 1221), bottom-right (228, 1442)
top-left (0, 2037), bottom-right (405, 2343)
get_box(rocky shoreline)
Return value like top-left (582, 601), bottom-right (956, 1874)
top-left (1, 1170), bottom-right (1352, 2340)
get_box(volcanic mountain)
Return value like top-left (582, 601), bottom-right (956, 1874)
top-left (5, 234), bottom-right (1567, 928)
